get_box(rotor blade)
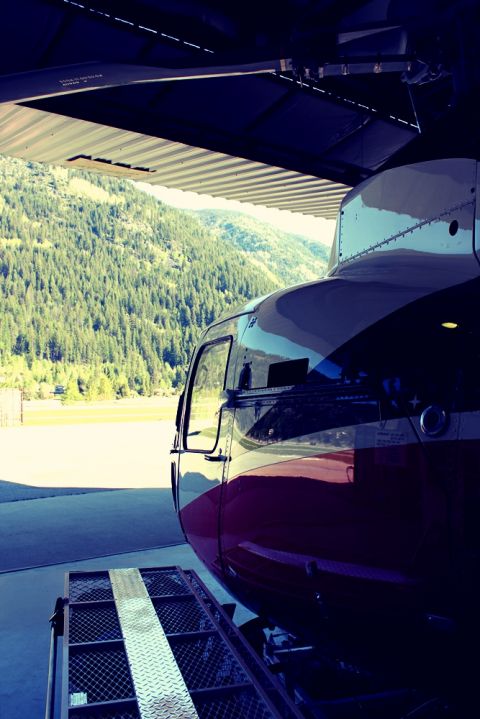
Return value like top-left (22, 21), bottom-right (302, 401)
top-left (0, 59), bottom-right (291, 105)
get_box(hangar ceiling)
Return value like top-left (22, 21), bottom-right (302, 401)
top-left (0, 104), bottom-right (348, 218)
top-left (1, 1), bottom-right (479, 219)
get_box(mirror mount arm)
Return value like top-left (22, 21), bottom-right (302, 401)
top-left (220, 388), bottom-right (237, 410)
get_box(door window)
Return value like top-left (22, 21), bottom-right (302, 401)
top-left (185, 339), bottom-right (231, 451)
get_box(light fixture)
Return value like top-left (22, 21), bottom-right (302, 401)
top-left (441, 322), bottom-right (458, 329)
top-left (67, 155), bottom-right (155, 178)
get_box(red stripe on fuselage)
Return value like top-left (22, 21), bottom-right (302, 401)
top-left (180, 439), bottom-right (480, 622)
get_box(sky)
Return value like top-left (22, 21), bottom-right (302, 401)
top-left (136, 182), bottom-right (337, 247)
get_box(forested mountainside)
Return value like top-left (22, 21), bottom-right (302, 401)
top-left (0, 156), bottom-right (328, 399)
top-left (194, 209), bottom-right (329, 286)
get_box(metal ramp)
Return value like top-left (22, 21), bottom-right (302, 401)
top-left (58, 566), bottom-right (303, 719)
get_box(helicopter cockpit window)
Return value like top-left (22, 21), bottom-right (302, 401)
top-left (185, 338), bottom-right (231, 452)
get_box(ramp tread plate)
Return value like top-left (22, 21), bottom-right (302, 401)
top-left (109, 567), bottom-right (198, 719)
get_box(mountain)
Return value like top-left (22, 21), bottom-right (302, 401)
top-left (193, 209), bottom-right (330, 287)
top-left (0, 156), bottom-right (328, 399)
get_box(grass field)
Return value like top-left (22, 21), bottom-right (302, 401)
top-left (23, 396), bottom-right (179, 426)
top-left (2, 398), bottom-right (178, 491)
top-left (1, 418), bottom-right (176, 490)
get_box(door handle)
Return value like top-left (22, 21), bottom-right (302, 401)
top-left (204, 454), bottom-right (227, 462)
top-left (170, 462), bottom-right (178, 511)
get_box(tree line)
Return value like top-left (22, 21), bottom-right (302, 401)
top-left (0, 157), bottom-right (277, 400)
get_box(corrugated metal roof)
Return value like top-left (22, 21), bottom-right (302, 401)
top-left (0, 104), bottom-right (349, 219)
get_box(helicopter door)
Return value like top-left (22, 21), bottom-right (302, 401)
top-left (177, 337), bottom-right (232, 575)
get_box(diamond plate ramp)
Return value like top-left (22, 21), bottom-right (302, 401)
top-left (62, 567), bottom-right (303, 719)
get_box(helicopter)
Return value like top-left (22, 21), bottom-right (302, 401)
top-left (171, 156), bottom-right (480, 648)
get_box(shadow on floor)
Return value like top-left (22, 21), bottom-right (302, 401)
top-left (0, 478), bottom-right (116, 503)
top-left (0, 487), bottom-right (184, 572)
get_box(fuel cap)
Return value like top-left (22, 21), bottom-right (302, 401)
top-left (420, 405), bottom-right (449, 437)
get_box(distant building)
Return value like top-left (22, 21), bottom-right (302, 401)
top-left (0, 388), bottom-right (23, 427)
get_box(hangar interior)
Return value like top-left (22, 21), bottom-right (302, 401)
top-left (1, 3), bottom-right (480, 719)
